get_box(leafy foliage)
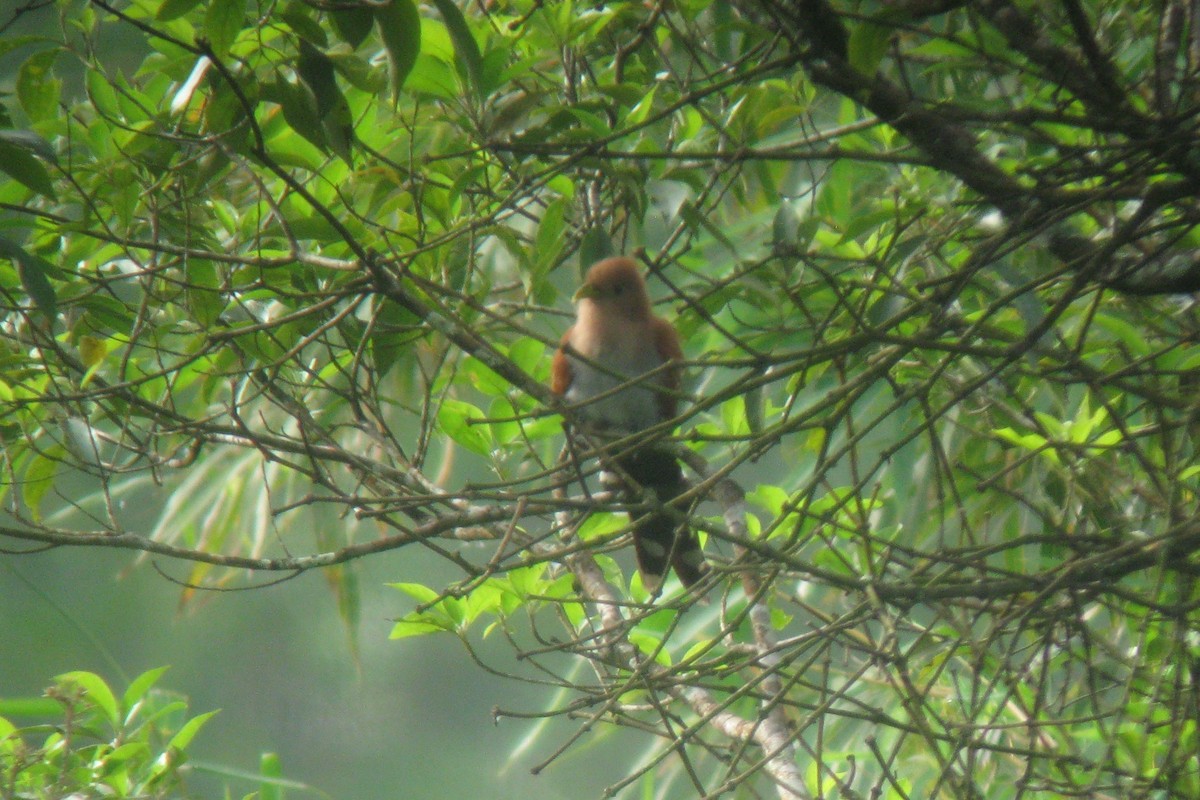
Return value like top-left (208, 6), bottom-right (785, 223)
top-left (2, 1), bottom-right (1200, 798)
top-left (0, 669), bottom-right (216, 799)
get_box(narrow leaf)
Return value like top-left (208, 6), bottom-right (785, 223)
top-left (272, 77), bottom-right (327, 152)
top-left (259, 752), bottom-right (283, 800)
top-left (23, 445), bottom-right (65, 520)
top-left (429, 0), bottom-right (483, 100)
top-left (0, 139), bottom-right (56, 199)
top-left (122, 666), bottom-right (171, 715)
top-left (0, 696), bottom-right (62, 717)
top-left (168, 709), bottom-right (219, 750)
top-left (0, 129), bottom-right (56, 162)
top-left (389, 619), bottom-right (451, 639)
top-left (296, 40), bottom-right (354, 162)
top-left (374, 0), bottom-right (421, 102)
top-left (0, 235), bottom-right (57, 320)
top-left (534, 198), bottom-right (567, 278)
top-left (280, 6), bottom-right (326, 46)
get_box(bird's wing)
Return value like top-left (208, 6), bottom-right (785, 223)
top-left (550, 327), bottom-right (574, 396)
top-left (651, 316), bottom-right (683, 420)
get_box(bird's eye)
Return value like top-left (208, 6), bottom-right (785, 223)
top-left (613, 284), bottom-right (624, 294)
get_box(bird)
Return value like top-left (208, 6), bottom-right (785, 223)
top-left (551, 256), bottom-right (708, 590)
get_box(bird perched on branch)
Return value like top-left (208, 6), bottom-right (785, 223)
top-left (551, 256), bottom-right (708, 590)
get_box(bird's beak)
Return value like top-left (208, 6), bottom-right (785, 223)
top-left (573, 283), bottom-right (598, 302)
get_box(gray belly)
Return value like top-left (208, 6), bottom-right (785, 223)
top-left (563, 358), bottom-right (662, 433)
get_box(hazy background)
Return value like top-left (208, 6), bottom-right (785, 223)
top-left (1, 530), bottom-right (644, 798)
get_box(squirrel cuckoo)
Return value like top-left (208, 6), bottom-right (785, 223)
top-left (551, 256), bottom-right (708, 589)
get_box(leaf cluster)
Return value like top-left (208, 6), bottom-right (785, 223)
top-left (0, 669), bottom-right (220, 800)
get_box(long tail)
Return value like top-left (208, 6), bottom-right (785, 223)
top-left (618, 449), bottom-right (708, 590)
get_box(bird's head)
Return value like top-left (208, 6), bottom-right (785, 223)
top-left (573, 257), bottom-right (652, 319)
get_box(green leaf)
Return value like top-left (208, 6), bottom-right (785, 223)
top-left (17, 48), bottom-right (61, 123)
top-left (296, 39), bottom-right (354, 162)
top-left (483, 396), bottom-right (516, 446)
top-left (370, 300), bottom-right (424, 378)
top-left (331, 4), bottom-right (375, 49)
top-left (280, 5), bottom-right (327, 46)
top-left (105, 741), bottom-right (152, 768)
top-left (205, 0), bottom-right (246, 56)
top-left (815, 160), bottom-right (854, 229)
top-left (428, 0), bottom-right (483, 100)
top-left (770, 607), bottom-right (794, 630)
top-left (157, 0), bottom-right (204, 21)
top-left (167, 709), bottom-right (219, 750)
top-left (0, 36), bottom-right (41, 61)
top-left (375, 0), bottom-right (421, 102)
top-left (681, 200), bottom-right (739, 255)
top-left (122, 667), bottom-right (170, 717)
top-left (744, 382), bottom-right (763, 436)
top-left (77, 293), bottom-right (133, 333)
top-left (748, 484), bottom-right (789, 517)
top-left (579, 227), bottom-right (613, 267)
top-left (626, 83), bottom-right (658, 126)
top-left (505, 564), bottom-right (548, 599)
top-left (462, 581), bottom-right (504, 620)
top-left (1034, 411), bottom-right (1064, 438)
top-left (389, 618), bottom-right (451, 639)
top-left (21, 444), bottom-right (64, 522)
top-left (577, 511), bottom-right (625, 542)
top-left (185, 259), bottom-right (223, 326)
top-left (0, 696), bottom-right (63, 717)
top-left (534, 198), bottom-right (568, 285)
top-left (86, 68), bottom-right (121, 120)
top-left (329, 50), bottom-right (387, 93)
top-left (721, 396), bottom-right (749, 436)
top-left (462, 356), bottom-right (507, 396)
top-left (389, 581), bottom-right (440, 604)
top-left (0, 236), bottom-right (58, 320)
top-left (0, 129), bottom-right (56, 162)
top-left (507, 337), bottom-right (545, 373)
top-left (56, 671), bottom-right (120, 726)
top-left (402, 53), bottom-right (456, 100)
top-left (848, 20), bottom-right (892, 77)
top-left (0, 138), bottom-right (56, 199)
top-left (628, 630), bottom-right (672, 666)
top-left (438, 397), bottom-right (493, 455)
top-left (270, 77), bottom-right (327, 152)
top-left (259, 752), bottom-right (283, 800)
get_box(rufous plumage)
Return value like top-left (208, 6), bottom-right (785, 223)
top-left (551, 257), bottom-right (707, 589)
